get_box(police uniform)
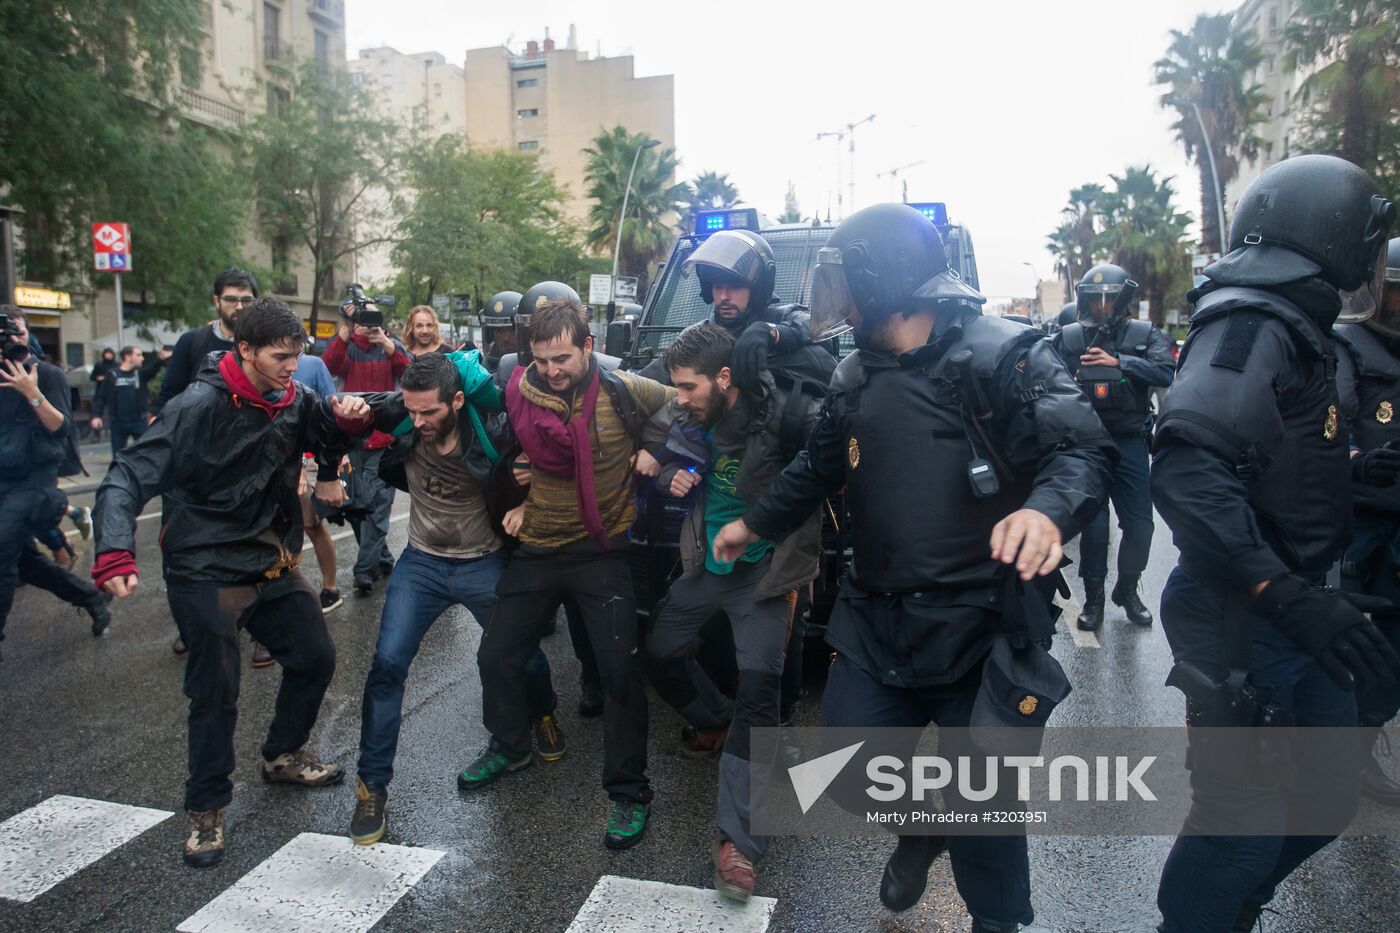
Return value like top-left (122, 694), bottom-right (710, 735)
top-left (1151, 155), bottom-right (1400, 933)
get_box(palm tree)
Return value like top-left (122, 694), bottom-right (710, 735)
top-left (1095, 166), bottom-right (1193, 324)
top-left (582, 126), bottom-right (688, 297)
top-left (1046, 183), bottom-right (1105, 302)
top-left (678, 170), bottom-right (740, 234)
top-left (1154, 12), bottom-right (1270, 253)
top-left (1284, 0), bottom-right (1400, 179)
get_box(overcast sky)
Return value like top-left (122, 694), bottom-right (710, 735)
top-left (346, 0), bottom-right (1234, 300)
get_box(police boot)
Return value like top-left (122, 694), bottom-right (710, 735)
top-left (1110, 576), bottom-right (1154, 626)
top-left (1076, 579), bottom-right (1105, 632)
top-left (877, 834), bottom-right (946, 912)
top-left (1361, 730), bottom-right (1400, 807)
top-left (969, 919), bottom-right (1055, 932)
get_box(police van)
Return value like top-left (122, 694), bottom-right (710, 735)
top-left (611, 203), bottom-right (980, 635)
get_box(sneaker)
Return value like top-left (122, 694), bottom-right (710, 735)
top-left (354, 572), bottom-right (374, 597)
top-left (533, 714), bottom-right (567, 762)
top-left (182, 808), bottom-right (225, 868)
top-left (349, 780), bottom-right (388, 845)
top-left (172, 635), bottom-right (188, 656)
top-left (69, 506), bottom-right (93, 540)
top-left (680, 726), bottom-right (728, 760)
top-left (85, 590), bottom-right (112, 637)
top-left (320, 588), bottom-right (344, 614)
top-left (604, 800), bottom-right (649, 850)
top-left (456, 747), bottom-right (532, 791)
top-left (578, 680), bottom-right (604, 718)
top-left (250, 641), bottom-right (273, 669)
top-left (261, 748), bottom-right (345, 787)
top-left (712, 839), bottom-right (756, 901)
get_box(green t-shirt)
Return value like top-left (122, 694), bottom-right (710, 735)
top-left (703, 448), bottom-right (774, 574)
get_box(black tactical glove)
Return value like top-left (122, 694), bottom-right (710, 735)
top-left (1253, 575), bottom-right (1400, 689)
top-left (731, 323), bottom-right (774, 394)
top-left (1350, 447), bottom-right (1400, 487)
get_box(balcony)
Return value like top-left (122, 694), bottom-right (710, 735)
top-left (308, 0), bottom-right (343, 25)
top-left (177, 87), bottom-right (246, 128)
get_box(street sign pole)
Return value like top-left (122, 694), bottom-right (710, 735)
top-left (114, 273), bottom-right (124, 348)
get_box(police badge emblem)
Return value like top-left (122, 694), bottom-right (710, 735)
top-left (1324, 405), bottom-right (1339, 440)
top-left (1379, 401), bottom-right (1394, 425)
top-left (848, 437), bottom-right (860, 469)
top-left (1018, 695), bottom-right (1039, 716)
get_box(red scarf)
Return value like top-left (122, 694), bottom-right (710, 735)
top-left (218, 352), bottom-right (297, 416)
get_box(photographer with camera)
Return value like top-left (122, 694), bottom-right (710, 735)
top-left (0, 306), bottom-right (111, 655)
top-left (324, 284), bottom-right (411, 596)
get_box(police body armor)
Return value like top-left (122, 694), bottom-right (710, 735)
top-left (1334, 322), bottom-right (1400, 514)
top-left (1059, 319), bottom-right (1155, 435)
top-left (833, 315), bottom-right (1039, 593)
top-left (1158, 286), bottom-right (1351, 578)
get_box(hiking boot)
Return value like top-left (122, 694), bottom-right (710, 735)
top-left (172, 634), bottom-right (188, 656)
top-left (603, 800), bottom-right (648, 850)
top-left (533, 714), bottom-right (567, 762)
top-left (261, 748), bottom-right (344, 787)
top-left (1361, 731), bottom-right (1400, 807)
top-left (320, 588), bottom-right (344, 614)
top-left (354, 572), bottom-right (374, 597)
top-left (85, 590), bottom-right (112, 637)
top-left (680, 726), bottom-right (727, 760)
top-left (250, 641), bottom-right (273, 669)
top-left (69, 505), bottom-right (93, 540)
top-left (578, 680), bottom-right (604, 718)
top-left (182, 808), bottom-right (225, 868)
top-left (879, 834), bottom-right (948, 912)
top-left (712, 839), bottom-right (756, 902)
top-left (1077, 578), bottom-right (1105, 632)
top-left (349, 780), bottom-right (388, 845)
top-left (1111, 576), bottom-right (1154, 626)
top-left (456, 747), bottom-right (532, 791)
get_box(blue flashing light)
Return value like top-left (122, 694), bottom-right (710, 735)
top-left (694, 207), bottom-right (760, 237)
top-left (908, 202), bottom-right (949, 228)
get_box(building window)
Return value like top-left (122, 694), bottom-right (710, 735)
top-left (517, 108), bottom-right (538, 117)
top-left (516, 78), bottom-right (538, 88)
top-left (266, 83), bottom-right (290, 116)
top-left (314, 29), bottom-right (330, 70)
top-left (518, 140), bottom-right (539, 150)
top-left (263, 3), bottom-right (280, 61)
top-left (434, 83), bottom-right (442, 97)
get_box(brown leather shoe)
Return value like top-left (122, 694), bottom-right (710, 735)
top-left (262, 748), bottom-right (345, 787)
top-left (183, 808), bottom-right (225, 868)
top-left (680, 726), bottom-right (728, 760)
top-left (712, 840), bottom-right (755, 901)
top-left (250, 641), bottom-right (273, 669)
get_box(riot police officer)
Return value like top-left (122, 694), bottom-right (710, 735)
top-left (713, 203), bottom-right (1113, 932)
top-left (1334, 235), bottom-right (1400, 806)
top-left (1053, 263), bottom-right (1175, 630)
top-left (479, 290), bottom-right (522, 373)
top-left (1151, 155), bottom-right (1400, 932)
top-left (1044, 302), bottom-right (1077, 338)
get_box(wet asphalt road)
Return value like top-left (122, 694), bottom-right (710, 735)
top-left (2, 486), bottom-right (1398, 933)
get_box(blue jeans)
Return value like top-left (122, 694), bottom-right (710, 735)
top-left (357, 545), bottom-right (556, 787)
top-left (1078, 434), bottom-right (1154, 580)
top-left (1156, 568), bottom-right (1359, 932)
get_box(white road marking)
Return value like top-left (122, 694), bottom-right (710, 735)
top-left (1055, 595), bottom-right (1101, 649)
top-left (0, 795), bottom-right (171, 903)
top-left (177, 832), bottom-right (443, 933)
top-left (566, 875), bottom-right (777, 933)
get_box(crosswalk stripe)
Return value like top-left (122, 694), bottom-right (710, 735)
top-left (566, 875), bottom-right (777, 933)
top-left (1055, 595), bottom-right (1101, 649)
top-left (177, 832), bottom-right (443, 933)
top-left (0, 795), bottom-right (172, 904)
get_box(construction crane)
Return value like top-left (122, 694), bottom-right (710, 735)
top-left (816, 113), bottom-right (876, 220)
top-left (876, 160), bottom-right (925, 203)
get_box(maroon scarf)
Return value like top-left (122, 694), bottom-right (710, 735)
top-left (506, 363), bottom-right (608, 547)
top-left (219, 352), bottom-right (297, 416)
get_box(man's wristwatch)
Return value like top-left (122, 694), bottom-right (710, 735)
top-left (28, 395), bottom-right (41, 408)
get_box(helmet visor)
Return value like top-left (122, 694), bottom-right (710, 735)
top-left (1368, 269), bottom-right (1400, 337)
top-left (1076, 283), bottom-right (1123, 325)
top-left (1338, 250), bottom-right (1386, 325)
top-left (808, 248), bottom-right (855, 341)
top-left (680, 235), bottom-right (763, 288)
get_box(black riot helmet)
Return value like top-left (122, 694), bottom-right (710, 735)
top-left (681, 229), bottom-right (777, 315)
top-left (1208, 154), bottom-right (1395, 323)
top-left (809, 202), bottom-right (984, 343)
top-left (1369, 237), bottom-right (1400, 338)
top-left (1057, 302), bottom-right (1078, 328)
top-left (1076, 263), bottom-right (1136, 327)
top-left (515, 281), bottom-right (583, 363)
top-left (479, 290), bottom-right (522, 330)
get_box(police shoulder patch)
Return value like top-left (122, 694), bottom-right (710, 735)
top-left (1210, 313), bottom-right (1262, 372)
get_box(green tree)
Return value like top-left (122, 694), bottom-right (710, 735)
top-left (778, 181), bottom-right (803, 224)
top-left (677, 170), bottom-right (740, 234)
top-left (583, 126), bottom-right (687, 298)
top-left (390, 136), bottom-right (599, 310)
top-left (1154, 11), bottom-right (1270, 253)
top-left (1284, 0), bottom-right (1400, 200)
top-left (1094, 166), bottom-right (1193, 324)
top-left (1045, 184), bottom-right (1106, 303)
top-left (246, 61), bottom-right (402, 336)
top-left (0, 0), bottom-right (249, 321)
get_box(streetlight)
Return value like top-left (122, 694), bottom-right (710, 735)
top-left (1167, 96), bottom-right (1229, 254)
top-left (610, 137), bottom-right (661, 321)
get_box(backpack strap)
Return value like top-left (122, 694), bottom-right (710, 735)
top-left (600, 369), bottom-right (644, 448)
